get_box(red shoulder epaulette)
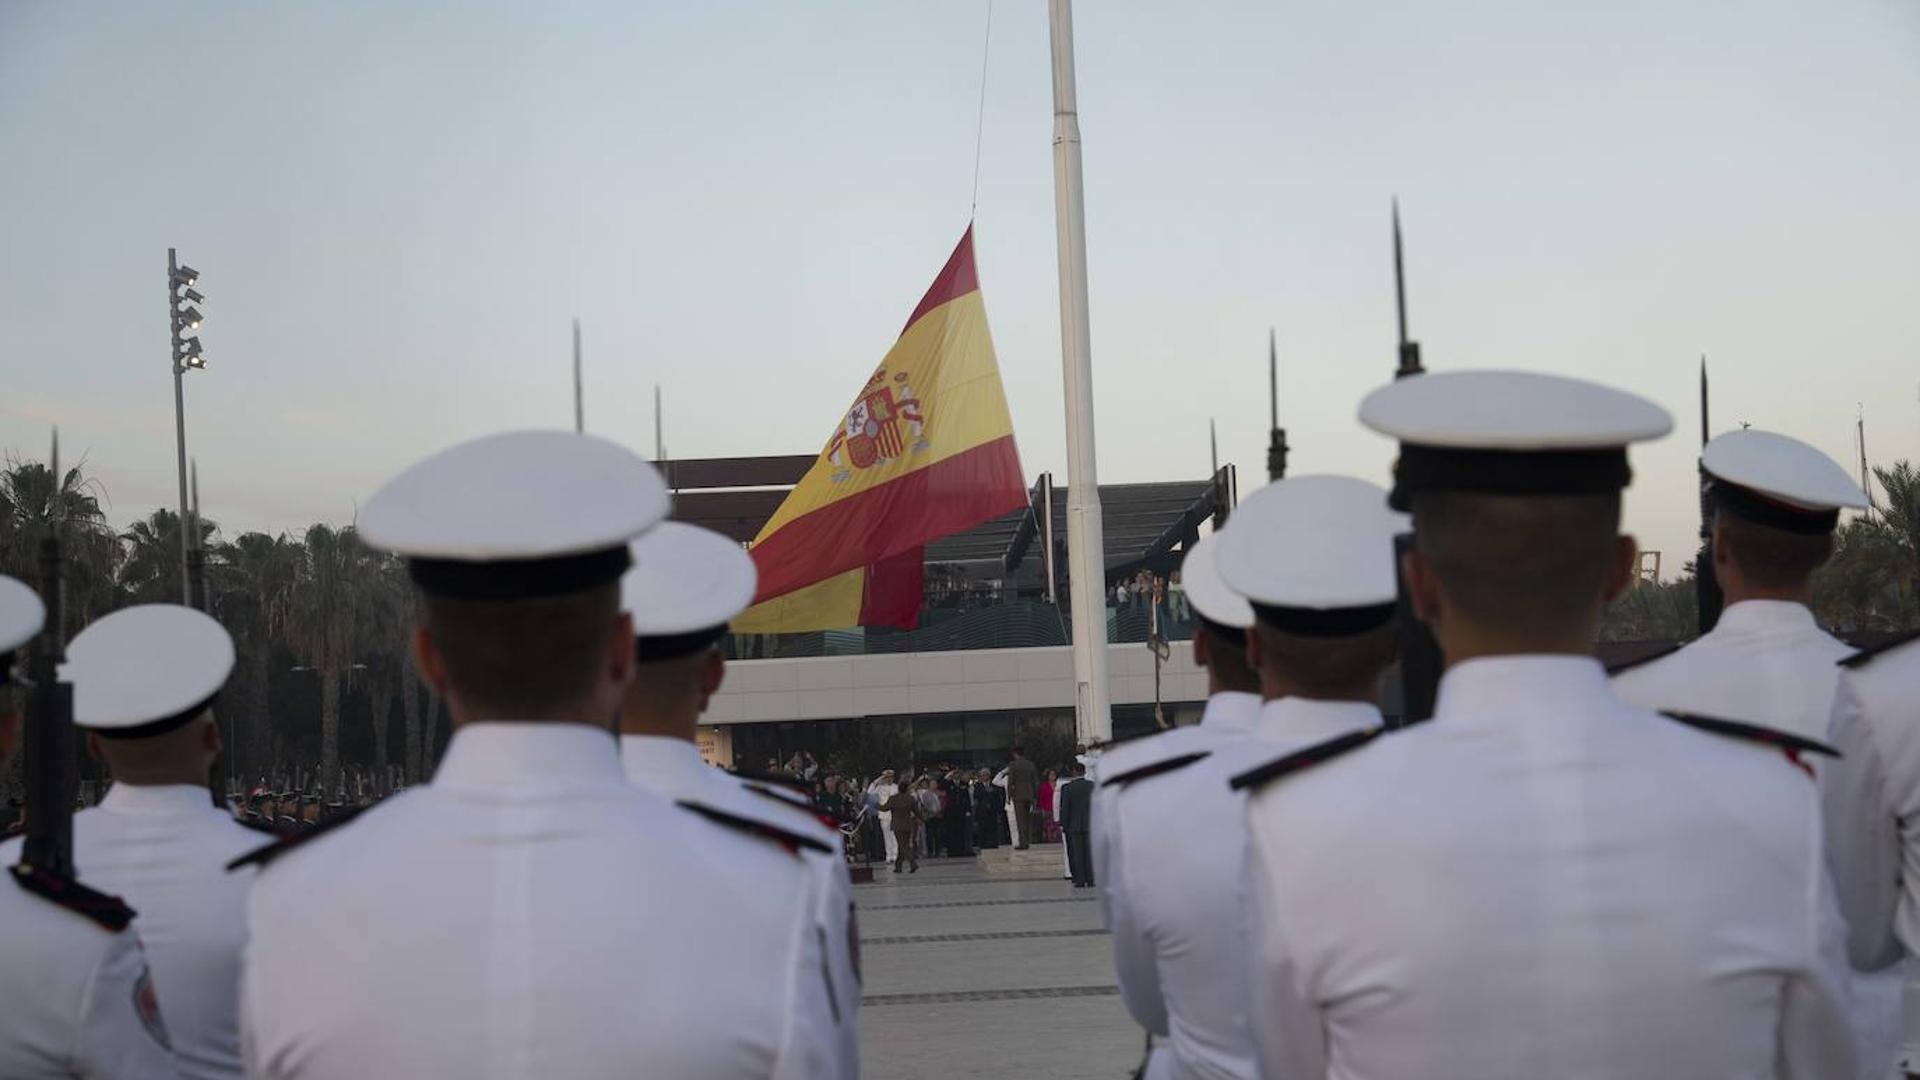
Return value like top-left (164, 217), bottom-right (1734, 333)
top-left (225, 807), bottom-right (363, 872)
top-left (1606, 641), bottom-right (1685, 676)
top-left (9, 864), bottom-right (135, 931)
top-left (1100, 751), bottom-right (1211, 790)
top-left (1228, 727), bottom-right (1385, 793)
top-left (677, 800), bottom-right (834, 857)
top-left (1659, 711), bottom-right (1837, 779)
top-left (1840, 629), bottom-right (1920, 670)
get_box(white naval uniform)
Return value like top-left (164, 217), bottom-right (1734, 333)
top-left (0, 784), bottom-right (257, 1080)
top-left (870, 780), bottom-right (900, 864)
top-left (0, 877), bottom-right (178, 1079)
top-left (1824, 635), bottom-right (1920, 1073)
top-left (620, 733), bottom-right (860, 1076)
top-left (1097, 691), bottom-right (1374, 1080)
top-left (1242, 656), bottom-right (1856, 1080)
top-left (1612, 598), bottom-right (1903, 1076)
top-left (241, 723), bottom-right (853, 1080)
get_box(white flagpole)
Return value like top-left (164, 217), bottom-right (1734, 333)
top-left (1047, 0), bottom-right (1111, 744)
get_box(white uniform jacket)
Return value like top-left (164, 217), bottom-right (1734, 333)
top-left (241, 722), bottom-right (852, 1079)
top-left (0, 870), bottom-right (178, 1079)
top-left (620, 733), bottom-right (860, 1076)
top-left (1, 783), bottom-right (258, 1080)
top-left (1242, 656), bottom-right (1856, 1080)
top-left (1611, 600), bottom-right (1852, 745)
top-left (1097, 692), bottom-right (1375, 1080)
top-left (1613, 598), bottom-right (1900, 1074)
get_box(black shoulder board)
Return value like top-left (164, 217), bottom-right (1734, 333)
top-left (728, 770), bottom-right (814, 799)
top-left (1659, 711), bottom-right (1839, 759)
top-left (678, 800), bottom-right (834, 857)
top-left (226, 807), bottom-right (363, 873)
top-left (740, 781), bottom-right (835, 824)
top-left (1228, 727), bottom-right (1385, 793)
top-left (1840, 628), bottom-right (1920, 670)
top-left (9, 864), bottom-right (135, 932)
top-left (1605, 641), bottom-right (1685, 676)
top-left (1100, 751), bottom-right (1211, 790)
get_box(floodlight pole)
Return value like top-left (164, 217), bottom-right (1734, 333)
top-left (169, 248), bottom-right (193, 605)
top-left (1048, 0), bottom-right (1112, 744)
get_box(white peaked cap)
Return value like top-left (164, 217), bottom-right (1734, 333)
top-left (1178, 534), bottom-right (1253, 630)
top-left (1216, 475), bottom-right (1407, 611)
top-left (360, 431), bottom-right (670, 599)
top-left (1703, 430), bottom-right (1869, 513)
top-left (1360, 370), bottom-right (1673, 450)
top-left (64, 604), bottom-right (234, 736)
top-left (623, 522), bottom-right (758, 636)
top-left (0, 575), bottom-right (45, 657)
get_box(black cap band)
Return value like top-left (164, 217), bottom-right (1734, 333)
top-left (1390, 444), bottom-right (1631, 511)
top-left (1196, 617), bottom-right (1247, 649)
top-left (0, 649), bottom-right (14, 690)
top-left (1712, 481), bottom-right (1839, 536)
top-left (408, 546), bottom-right (632, 601)
top-left (1252, 601), bottom-right (1397, 638)
top-left (634, 623), bottom-right (729, 663)
top-left (90, 692), bottom-right (218, 740)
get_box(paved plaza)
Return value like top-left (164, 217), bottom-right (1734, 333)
top-left (857, 849), bottom-right (1142, 1078)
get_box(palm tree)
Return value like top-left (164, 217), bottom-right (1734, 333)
top-left (356, 552), bottom-right (415, 777)
top-left (284, 524), bottom-right (367, 786)
top-left (120, 508), bottom-right (218, 605)
top-left (1872, 462), bottom-right (1920, 608)
top-left (213, 532), bottom-right (300, 777)
top-left (0, 455), bottom-right (121, 634)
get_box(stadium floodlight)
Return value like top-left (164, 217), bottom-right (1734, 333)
top-left (172, 264), bottom-right (199, 288)
top-left (182, 288), bottom-right (204, 305)
top-left (177, 306), bottom-right (202, 331)
top-left (167, 246), bottom-right (210, 607)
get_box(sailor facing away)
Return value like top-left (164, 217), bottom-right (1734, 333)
top-left (0, 575), bottom-right (178, 1079)
top-left (237, 431), bottom-right (850, 1079)
top-left (1095, 476), bottom-right (1403, 1080)
top-left (615, 520), bottom-right (859, 1075)
top-left (1235, 371), bottom-right (1855, 1078)
top-left (1824, 632), bottom-right (1920, 1075)
top-left (0, 604), bottom-right (256, 1080)
top-left (1609, 427), bottom-right (1896, 1076)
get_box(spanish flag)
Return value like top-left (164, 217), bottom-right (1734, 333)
top-left (734, 226), bottom-right (1026, 633)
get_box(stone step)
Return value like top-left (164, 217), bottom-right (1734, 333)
top-left (976, 844), bottom-right (1068, 875)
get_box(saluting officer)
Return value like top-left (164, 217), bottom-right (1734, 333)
top-left (615, 520), bottom-right (860, 1073)
top-left (236, 431), bottom-right (853, 1078)
top-left (0, 604), bottom-right (256, 1080)
top-left (1609, 428), bottom-right (1898, 1071)
top-left (0, 575), bottom-right (178, 1079)
top-left (1094, 475), bottom-right (1404, 1080)
top-left (1233, 371), bottom-right (1855, 1078)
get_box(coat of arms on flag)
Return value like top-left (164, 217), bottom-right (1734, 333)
top-left (733, 225), bottom-right (1026, 633)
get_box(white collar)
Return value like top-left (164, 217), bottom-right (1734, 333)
top-left (432, 721), bottom-right (626, 792)
top-left (1714, 599), bottom-right (1817, 634)
top-left (1199, 691), bottom-right (1262, 735)
top-left (1252, 697), bottom-right (1383, 745)
top-left (1434, 654), bottom-right (1614, 724)
top-left (618, 734), bottom-right (706, 784)
top-left (99, 782), bottom-right (220, 815)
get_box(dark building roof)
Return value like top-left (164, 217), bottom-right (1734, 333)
top-left (665, 455), bottom-right (1228, 583)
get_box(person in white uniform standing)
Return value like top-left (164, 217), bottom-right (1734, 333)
top-left (1095, 474), bottom-right (1404, 1080)
top-left (615, 520), bottom-right (860, 1072)
top-left (1234, 371), bottom-right (1855, 1079)
top-left (0, 604), bottom-right (256, 1080)
top-left (1823, 632), bottom-right (1920, 1075)
top-left (869, 768), bottom-right (901, 867)
top-left (237, 431), bottom-right (852, 1079)
top-left (0, 575), bottom-right (178, 1079)
top-left (1609, 428), bottom-right (1894, 1075)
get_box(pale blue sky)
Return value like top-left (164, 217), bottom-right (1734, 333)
top-left (2, 0), bottom-right (1916, 574)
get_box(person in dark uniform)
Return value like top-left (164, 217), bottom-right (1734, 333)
top-left (972, 769), bottom-right (1002, 850)
top-left (1057, 760), bottom-right (1095, 887)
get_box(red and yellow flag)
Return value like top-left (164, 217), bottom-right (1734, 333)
top-left (734, 226), bottom-right (1026, 633)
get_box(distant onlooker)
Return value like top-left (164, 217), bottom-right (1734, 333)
top-left (1057, 760), bottom-right (1095, 887)
top-left (882, 786), bottom-right (924, 873)
top-left (1005, 745), bottom-right (1039, 849)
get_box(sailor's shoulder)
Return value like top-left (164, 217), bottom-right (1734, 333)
top-left (1605, 640), bottom-right (1689, 678)
top-left (1656, 710), bottom-right (1836, 779)
top-left (1228, 726), bottom-right (1389, 795)
top-left (677, 799), bottom-right (836, 859)
top-left (8, 864), bottom-right (136, 932)
top-left (226, 806), bottom-right (366, 874)
top-left (1840, 628), bottom-right (1920, 671)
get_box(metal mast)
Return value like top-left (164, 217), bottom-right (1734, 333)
top-left (1047, 0), bottom-right (1111, 744)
